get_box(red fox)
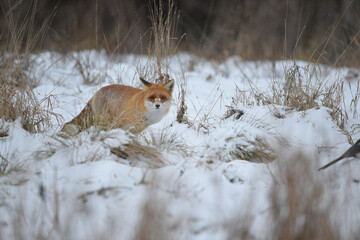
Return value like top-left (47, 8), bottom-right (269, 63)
top-left (61, 77), bottom-right (174, 135)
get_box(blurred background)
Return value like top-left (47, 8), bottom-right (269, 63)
top-left (0, 0), bottom-right (359, 66)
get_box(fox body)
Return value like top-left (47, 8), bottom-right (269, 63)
top-left (62, 78), bottom-right (174, 135)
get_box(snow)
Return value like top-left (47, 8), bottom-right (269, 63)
top-left (1, 50), bottom-right (360, 239)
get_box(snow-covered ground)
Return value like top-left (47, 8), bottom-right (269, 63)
top-left (1, 51), bottom-right (360, 239)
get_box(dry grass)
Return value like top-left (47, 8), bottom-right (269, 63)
top-left (265, 64), bottom-right (339, 112)
top-left (73, 52), bottom-right (103, 85)
top-left (111, 127), bottom-right (192, 168)
top-left (234, 62), bottom-right (348, 133)
top-left (175, 70), bottom-right (190, 125)
top-left (0, 1), bottom-right (61, 133)
top-left (149, 0), bottom-right (178, 78)
top-left (271, 63), bottom-right (348, 132)
top-left (0, 154), bottom-right (9, 175)
top-left (35, 127), bottom-right (164, 168)
top-left (219, 112), bottom-right (278, 163)
top-left (111, 140), bottom-right (165, 169)
top-left (227, 137), bottom-right (277, 164)
top-left (347, 79), bottom-right (360, 120)
top-left (268, 152), bottom-right (337, 240)
top-left (220, 151), bottom-right (344, 240)
top-left (135, 0), bottom-right (183, 84)
top-left (133, 189), bottom-right (174, 240)
top-left (141, 128), bottom-right (192, 158)
top-left (1, 1), bottom-right (359, 67)
top-left (0, 82), bottom-right (61, 132)
top-left (50, 128), bottom-right (170, 168)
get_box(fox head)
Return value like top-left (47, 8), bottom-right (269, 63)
top-left (140, 77), bottom-right (174, 113)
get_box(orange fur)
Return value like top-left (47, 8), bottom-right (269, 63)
top-left (61, 78), bottom-right (174, 135)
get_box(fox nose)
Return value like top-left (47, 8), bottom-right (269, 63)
top-left (155, 103), bottom-right (160, 109)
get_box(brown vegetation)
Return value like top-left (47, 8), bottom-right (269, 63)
top-left (0, 0), bottom-right (359, 66)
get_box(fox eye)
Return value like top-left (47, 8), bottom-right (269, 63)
top-left (161, 96), bottom-right (167, 100)
top-left (149, 96), bottom-right (155, 100)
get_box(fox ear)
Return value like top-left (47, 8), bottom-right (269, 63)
top-left (164, 79), bottom-right (174, 93)
top-left (140, 77), bottom-right (151, 89)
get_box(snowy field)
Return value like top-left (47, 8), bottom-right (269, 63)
top-left (1, 51), bottom-right (360, 239)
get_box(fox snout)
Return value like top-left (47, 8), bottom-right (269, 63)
top-left (146, 99), bottom-right (164, 110)
top-left (152, 97), bottom-right (163, 109)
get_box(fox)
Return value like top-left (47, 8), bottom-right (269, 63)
top-left (61, 77), bottom-right (174, 135)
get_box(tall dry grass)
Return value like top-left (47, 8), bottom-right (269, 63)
top-left (0, 1), bottom-right (61, 133)
top-left (1, 0), bottom-right (360, 67)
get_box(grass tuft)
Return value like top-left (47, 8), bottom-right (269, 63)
top-left (0, 81), bottom-right (62, 132)
top-left (111, 139), bottom-right (165, 169)
top-left (228, 137), bottom-right (276, 163)
top-left (142, 128), bottom-right (192, 158)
